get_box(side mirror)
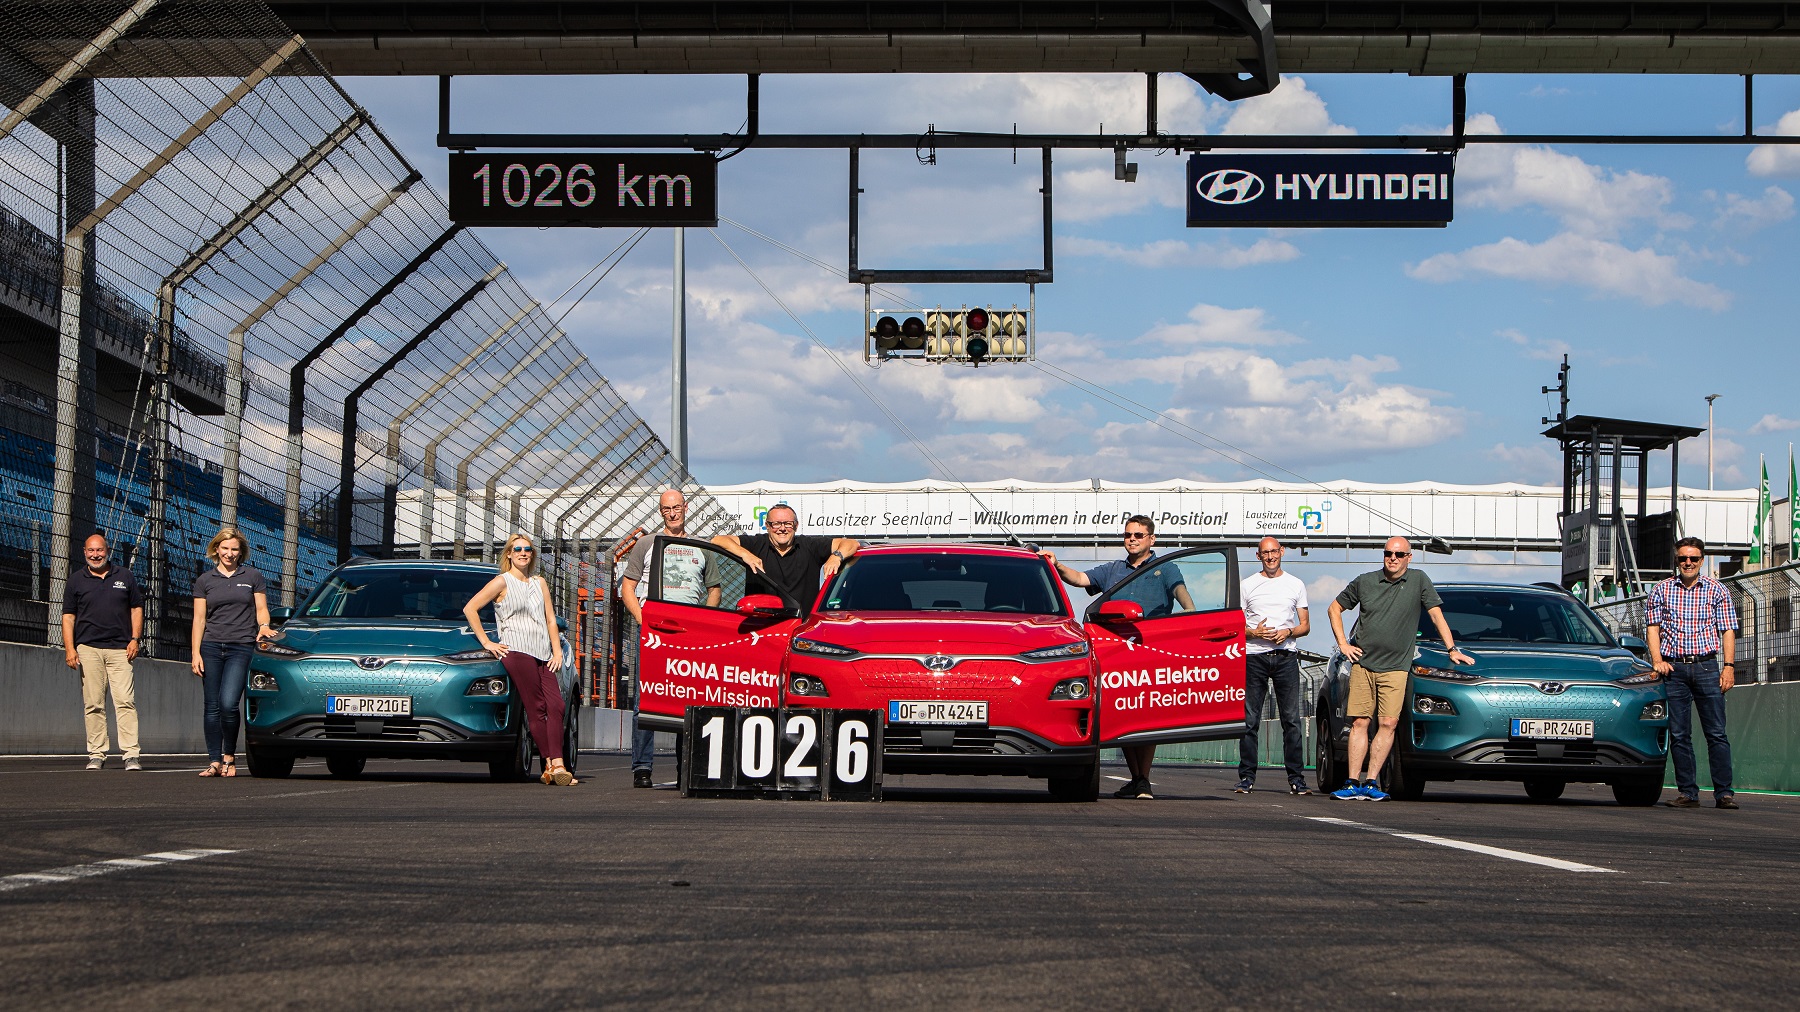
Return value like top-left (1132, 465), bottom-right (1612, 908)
top-left (268, 606), bottom-right (293, 624)
top-left (1617, 634), bottom-right (1648, 658)
top-left (1095, 600), bottom-right (1144, 623)
top-left (555, 615), bottom-right (569, 634)
top-left (737, 594), bottom-right (789, 618)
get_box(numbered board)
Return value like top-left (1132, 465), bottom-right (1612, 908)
top-left (448, 152), bottom-right (718, 227)
top-left (681, 707), bottom-right (883, 801)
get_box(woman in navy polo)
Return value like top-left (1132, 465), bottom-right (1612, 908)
top-left (191, 527), bottom-right (274, 778)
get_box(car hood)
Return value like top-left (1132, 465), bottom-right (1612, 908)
top-left (271, 619), bottom-right (485, 658)
top-left (1416, 642), bottom-right (1653, 682)
top-left (799, 612), bottom-right (1087, 655)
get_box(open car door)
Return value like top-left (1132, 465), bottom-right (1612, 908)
top-left (636, 537), bottom-right (801, 732)
top-left (1084, 547), bottom-right (1248, 748)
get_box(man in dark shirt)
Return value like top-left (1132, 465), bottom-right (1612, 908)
top-left (61, 534), bottom-right (145, 771)
top-left (712, 504), bottom-right (859, 616)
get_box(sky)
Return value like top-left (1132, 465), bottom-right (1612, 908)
top-left (333, 69), bottom-right (1800, 628)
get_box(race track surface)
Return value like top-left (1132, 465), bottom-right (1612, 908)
top-left (2, 757), bottom-right (1795, 1009)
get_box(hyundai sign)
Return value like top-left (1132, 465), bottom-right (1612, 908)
top-left (1186, 154), bottom-right (1454, 228)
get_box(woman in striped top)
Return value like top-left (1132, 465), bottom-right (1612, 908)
top-left (463, 533), bottom-right (574, 786)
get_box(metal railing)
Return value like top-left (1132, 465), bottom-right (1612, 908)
top-left (1591, 561), bottom-right (1800, 684)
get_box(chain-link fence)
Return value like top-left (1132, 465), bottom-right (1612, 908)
top-left (0, 1), bottom-right (733, 658)
top-left (1591, 561), bottom-right (1800, 685)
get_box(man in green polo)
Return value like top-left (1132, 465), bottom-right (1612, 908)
top-left (1326, 536), bottom-right (1472, 800)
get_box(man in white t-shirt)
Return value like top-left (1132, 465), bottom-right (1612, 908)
top-left (1236, 536), bottom-right (1312, 795)
top-left (620, 489), bottom-right (720, 787)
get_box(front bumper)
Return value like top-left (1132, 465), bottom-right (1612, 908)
top-left (246, 715), bottom-right (517, 762)
top-left (1403, 737), bottom-right (1667, 784)
top-left (246, 654), bottom-right (518, 760)
top-left (881, 724), bottom-right (1097, 777)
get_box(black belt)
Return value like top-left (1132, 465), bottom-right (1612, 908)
top-left (1667, 653), bottom-right (1716, 664)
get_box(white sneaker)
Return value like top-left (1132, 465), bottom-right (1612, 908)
top-left (124, 757), bottom-right (142, 771)
top-left (85, 757), bottom-right (104, 770)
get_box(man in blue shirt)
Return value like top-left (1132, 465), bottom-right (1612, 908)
top-left (1646, 536), bottom-right (1741, 809)
top-left (1042, 516), bottom-right (1193, 799)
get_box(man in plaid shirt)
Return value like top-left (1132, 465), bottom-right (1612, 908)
top-left (1646, 536), bottom-right (1740, 810)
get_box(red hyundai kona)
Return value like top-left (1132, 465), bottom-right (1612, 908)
top-left (636, 540), bottom-right (1248, 800)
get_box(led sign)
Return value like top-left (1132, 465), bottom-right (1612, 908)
top-left (1186, 153), bottom-right (1454, 228)
top-left (448, 152), bottom-right (718, 227)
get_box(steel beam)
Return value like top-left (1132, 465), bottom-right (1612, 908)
top-left (0, 0), bottom-right (160, 142)
top-left (507, 397), bottom-right (627, 540)
top-left (478, 378), bottom-right (611, 561)
top-left (379, 300), bottom-right (537, 556)
top-left (334, 264), bottom-right (504, 569)
top-left (527, 421), bottom-right (650, 545)
top-left (450, 358), bottom-right (582, 559)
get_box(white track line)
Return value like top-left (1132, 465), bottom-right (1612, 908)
top-left (0, 848), bottom-right (237, 893)
top-left (1306, 816), bottom-right (1618, 873)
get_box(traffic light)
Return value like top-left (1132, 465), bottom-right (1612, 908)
top-left (866, 304), bottom-right (1032, 366)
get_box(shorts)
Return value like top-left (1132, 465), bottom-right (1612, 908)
top-left (1346, 664), bottom-right (1408, 719)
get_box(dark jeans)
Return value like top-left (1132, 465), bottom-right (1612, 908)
top-left (628, 677), bottom-right (680, 777)
top-left (200, 640), bottom-right (252, 763)
top-left (1667, 659), bottom-right (1733, 798)
top-left (1239, 650), bottom-right (1306, 783)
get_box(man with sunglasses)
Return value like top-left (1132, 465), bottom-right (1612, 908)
top-left (1646, 537), bottom-right (1740, 809)
top-left (1235, 537), bottom-right (1311, 795)
top-left (711, 504), bottom-right (858, 617)
top-left (620, 489), bottom-right (720, 787)
top-left (1042, 515), bottom-right (1192, 799)
top-left (1327, 537), bottom-right (1471, 800)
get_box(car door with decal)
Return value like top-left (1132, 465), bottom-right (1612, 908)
top-left (636, 537), bottom-right (801, 731)
top-left (1083, 547), bottom-right (1248, 747)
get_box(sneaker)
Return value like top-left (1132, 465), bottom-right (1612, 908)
top-left (124, 757), bottom-right (142, 772)
top-left (1331, 782), bottom-right (1363, 800)
top-left (1233, 777), bottom-right (1255, 794)
top-left (85, 757), bottom-right (103, 770)
top-left (632, 769), bottom-right (652, 788)
top-left (1716, 795), bottom-right (1740, 810)
top-left (1663, 794), bottom-right (1701, 809)
top-left (1289, 781), bottom-right (1312, 796)
top-left (1113, 777), bottom-right (1144, 799)
top-left (1134, 780), bottom-right (1156, 800)
top-left (1362, 780), bottom-right (1390, 802)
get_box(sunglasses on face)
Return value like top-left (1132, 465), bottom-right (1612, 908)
top-left (1123, 532), bottom-right (1151, 541)
top-left (510, 545), bottom-right (535, 554)
top-left (1384, 550), bottom-right (1411, 559)
top-left (766, 521), bottom-right (796, 529)
top-left (1677, 555), bottom-right (1703, 564)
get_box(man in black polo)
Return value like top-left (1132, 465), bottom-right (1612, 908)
top-left (712, 504), bottom-right (858, 616)
top-left (61, 534), bottom-right (145, 771)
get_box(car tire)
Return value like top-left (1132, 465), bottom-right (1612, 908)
top-left (1383, 753), bottom-right (1426, 801)
top-left (1611, 781), bottom-right (1663, 807)
top-left (326, 755), bottom-right (366, 779)
top-left (244, 743), bottom-right (294, 779)
top-left (1314, 716), bottom-right (1340, 794)
top-left (1048, 757), bottom-right (1101, 802)
top-left (562, 699), bottom-right (580, 773)
top-left (1523, 778), bottom-right (1566, 802)
top-left (490, 701), bottom-right (534, 782)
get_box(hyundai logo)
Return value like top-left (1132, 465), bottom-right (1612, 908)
top-left (1536, 681), bottom-right (1568, 695)
top-left (356, 656), bottom-right (389, 670)
top-left (1195, 169), bottom-right (1265, 205)
top-left (923, 654), bottom-right (955, 672)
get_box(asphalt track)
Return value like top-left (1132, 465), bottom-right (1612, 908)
top-left (2, 756), bottom-right (1796, 1010)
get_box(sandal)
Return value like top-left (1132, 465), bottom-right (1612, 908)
top-left (220, 757), bottom-right (237, 778)
top-left (549, 761), bottom-right (576, 787)
top-left (540, 767), bottom-right (556, 786)
top-left (198, 762), bottom-right (223, 778)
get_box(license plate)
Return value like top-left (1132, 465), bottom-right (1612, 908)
top-left (889, 700), bottom-right (987, 725)
top-left (1511, 718), bottom-right (1593, 740)
top-left (327, 695), bottom-right (411, 717)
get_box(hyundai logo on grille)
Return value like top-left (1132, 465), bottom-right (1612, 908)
top-left (1536, 681), bottom-right (1568, 695)
top-left (923, 654), bottom-right (955, 672)
top-left (1195, 169), bottom-right (1265, 205)
top-left (356, 656), bottom-right (389, 670)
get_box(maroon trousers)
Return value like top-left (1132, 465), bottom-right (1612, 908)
top-left (502, 651), bottom-right (565, 762)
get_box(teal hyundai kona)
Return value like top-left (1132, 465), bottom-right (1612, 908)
top-left (242, 559), bottom-right (579, 781)
top-left (1315, 583), bottom-right (1668, 806)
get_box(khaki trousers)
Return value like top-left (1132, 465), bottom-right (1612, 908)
top-left (76, 645), bottom-right (138, 759)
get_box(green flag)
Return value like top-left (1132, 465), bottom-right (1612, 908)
top-left (1751, 456), bottom-right (1768, 565)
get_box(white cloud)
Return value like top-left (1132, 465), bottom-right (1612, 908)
top-left (1062, 235), bottom-right (1300, 269)
top-left (1499, 328), bottom-right (1572, 362)
top-left (1220, 77), bottom-right (1355, 136)
top-left (1749, 414), bottom-right (1800, 435)
top-left (1711, 186), bottom-right (1795, 231)
top-left (1139, 303), bottom-right (1299, 347)
top-left (1486, 442), bottom-right (1562, 483)
top-left (1407, 233), bottom-right (1731, 311)
top-left (1456, 114), bottom-right (1687, 236)
top-left (1747, 109), bottom-right (1800, 177)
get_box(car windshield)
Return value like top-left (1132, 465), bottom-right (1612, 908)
top-left (821, 553), bottom-right (1065, 616)
top-left (303, 568), bottom-right (496, 622)
top-left (1421, 590), bottom-right (1614, 647)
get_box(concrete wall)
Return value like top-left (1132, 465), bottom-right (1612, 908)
top-left (1, 641), bottom-right (205, 754)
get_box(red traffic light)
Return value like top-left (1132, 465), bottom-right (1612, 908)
top-left (901, 316), bottom-right (926, 340)
top-left (965, 307), bottom-right (990, 332)
top-left (874, 316), bottom-right (900, 340)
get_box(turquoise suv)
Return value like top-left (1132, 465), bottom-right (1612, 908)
top-left (1315, 583), bottom-right (1668, 806)
top-left (242, 559), bottom-right (579, 781)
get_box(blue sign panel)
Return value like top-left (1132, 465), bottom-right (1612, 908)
top-left (1186, 154), bottom-right (1454, 228)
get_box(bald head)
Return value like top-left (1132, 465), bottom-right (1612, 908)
top-left (1256, 536), bottom-right (1285, 576)
top-left (658, 488), bottom-right (688, 534)
top-left (1383, 536), bottom-right (1413, 576)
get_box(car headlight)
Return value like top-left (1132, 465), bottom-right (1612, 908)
top-left (787, 674), bottom-right (829, 697)
top-left (1021, 641), bottom-right (1090, 661)
top-left (792, 637), bottom-right (858, 657)
top-left (464, 676), bottom-right (508, 696)
top-left (442, 649), bottom-right (497, 663)
top-left (1049, 677), bottom-right (1091, 700)
top-left (248, 671), bottom-right (280, 691)
top-left (1411, 663), bottom-right (1482, 683)
top-left (1640, 701), bottom-right (1667, 720)
top-left (1413, 694), bottom-right (1457, 715)
top-left (256, 642), bottom-right (306, 658)
top-left (1615, 668), bottom-right (1661, 685)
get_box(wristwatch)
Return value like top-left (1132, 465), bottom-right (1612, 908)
top-left (831, 550), bottom-right (845, 559)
